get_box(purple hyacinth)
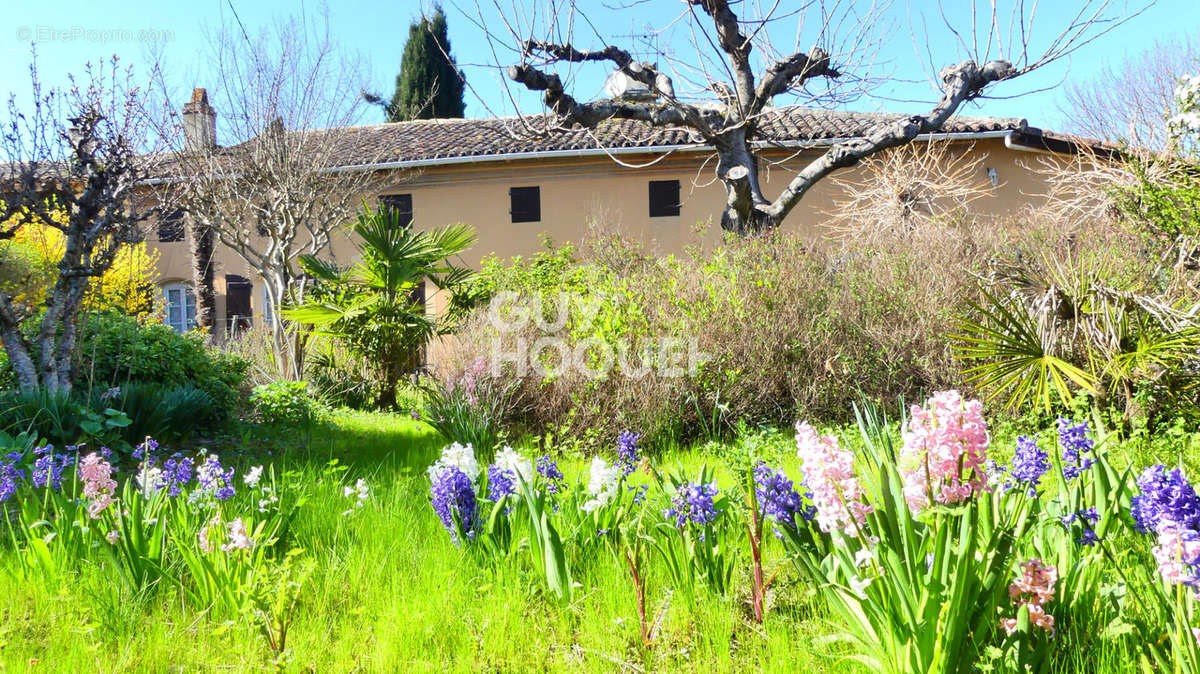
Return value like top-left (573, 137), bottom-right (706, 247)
top-left (753, 462), bottom-right (815, 534)
top-left (430, 465), bottom-right (478, 544)
top-left (664, 481), bottom-right (720, 528)
top-left (1057, 418), bottom-right (1095, 481)
top-left (631, 484), bottom-right (649, 505)
top-left (1008, 436), bottom-right (1051, 496)
top-left (486, 464), bottom-right (517, 501)
top-left (162, 454), bottom-right (194, 497)
top-left (616, 431), bottom-right (641, 478)
top-left (1061, 507), bottom-right (1101, 546)
top-left (1131, 465), bottom-right (1200, 534)
top-left (132, 438), bottom-right (159, 461)
top-left (31, 451), bottom-right (73, 490)
top-left (0, 455), bottom-right (24, 502)
top-left (536, 455), bottom-right (565, 495)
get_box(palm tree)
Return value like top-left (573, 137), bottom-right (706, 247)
top-left (286, 206), bottom-right (477, 408)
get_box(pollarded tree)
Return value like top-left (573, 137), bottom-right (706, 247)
top-left (167, 11), bottom-right (388, 378)
top-left (496, 1), bottom-right (1142, 235)
top-left (0, 56), bottom-right (169, 394)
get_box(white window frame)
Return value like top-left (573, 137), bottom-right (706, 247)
top-left (161, 282), bottom-right (197, 333)
top-left (260, 284), bottom-right (275, 327)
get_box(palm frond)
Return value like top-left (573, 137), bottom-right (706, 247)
top-left (952, 286), bottom-right (1098, 412)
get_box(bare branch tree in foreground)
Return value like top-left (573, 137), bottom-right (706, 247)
top-left (163, 11), bottom-right (387, 377)
top-left (0, 55), bottom-right (168, 394)
top-left (494, 0), bottom-right (1143, 235)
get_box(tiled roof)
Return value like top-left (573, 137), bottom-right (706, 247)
top-left (233, 106), bottom-right (1029, 169)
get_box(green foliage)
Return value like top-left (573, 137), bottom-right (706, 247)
top-left (1114, 156), bottom-right (1200, 240)
top-left (420, 361), bottom-right (514, 462)
top-left (461, 231), bottom-right (977, 445)
top-left (375, 5), bottom-right (465, 122)
top-left (96, 382), bottom-right (218, 444)
top-left (953, 242), bottom-right (1199, 421)
top-left (304, 342), bottom-right (383, 410)
top-left (0, 388), bottom-right (145, 449)
top-left (288, 206), bottom-right (477, 409)
top-left (251, 381), bottom-right (323, 427)
top-left (74, 311), bottom-right (248, 422)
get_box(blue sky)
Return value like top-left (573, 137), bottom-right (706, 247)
top-left (3, 0), bottom-right (1197, 141)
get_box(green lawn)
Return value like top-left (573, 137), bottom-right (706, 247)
top-left (1, 409), bottom-right (1194, 672)
top-left (0, 411), bottom-right (856, 672)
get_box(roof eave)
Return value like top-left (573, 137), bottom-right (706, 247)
top-left (322, 129), bottom-right (1021, 174)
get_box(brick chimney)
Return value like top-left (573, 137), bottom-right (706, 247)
top-left (181, 88), bottom-right (217, 152)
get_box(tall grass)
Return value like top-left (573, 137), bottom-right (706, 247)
top-left (0, 410), bottom-right (1193, 671)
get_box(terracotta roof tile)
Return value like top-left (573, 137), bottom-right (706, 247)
top-left (236, 106), bottom-right (1029, 169)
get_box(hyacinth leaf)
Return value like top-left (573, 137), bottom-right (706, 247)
top-left (516, 477), bottom-right (572, 602)
top-left (953, 288), bottom-right (1098, 411)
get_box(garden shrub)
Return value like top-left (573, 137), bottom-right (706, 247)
top-left (250, 381), bottom-right (322, 427)
top-left (72, 311), bottom-right (248, 421)
top-left (304, 340), bottom-right (384, 411)
top-left (450, 224), bottom-right (989, 446)
top-left (449, 202), bottom-right (1195, 446)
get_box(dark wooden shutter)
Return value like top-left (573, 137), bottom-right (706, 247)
top-left (157, 209), bottom-right (185, 242)
top-left (225, 274), bottom-right (253, 334)
top-left (509, 186), bottom-right (541, 223)
top-left (379, 193), bottom-right (414, 227)
top-left (648, 180), bottom-right (681, 217)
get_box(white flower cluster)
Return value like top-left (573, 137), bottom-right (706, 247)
top-left (1168, 73), bottom-right (1200, 139)
top-left (582, 457), bottom-right (621, 513)
top-left (427, 442), bottom-right (480, 481)
top-left (341, 478), bottom-right (369, 516)
top-left (493, 446), bottom-right (533, 483)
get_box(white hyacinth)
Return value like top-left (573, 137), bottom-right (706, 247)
top-left (427, 442), bottom-right (480, 481)
top-left (243, 465), bottom-right (264, 488)
top-left (582, 457), bottom-right (621, 513)
top-left (135, 464), bottom-right (165, 499)
top-left (493, 446), bottom-right (533, 483)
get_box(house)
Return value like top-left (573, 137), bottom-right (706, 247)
top-left (150, 88), bottom-right (1110, 338)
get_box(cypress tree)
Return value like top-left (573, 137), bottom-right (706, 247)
top-left (375, 6), bottom-right (466, 121)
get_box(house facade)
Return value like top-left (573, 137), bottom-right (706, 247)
top-left (150, 89), bottom-right (1100, 338)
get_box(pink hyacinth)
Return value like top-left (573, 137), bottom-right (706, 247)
top-left (1152, 524), bottom-right (1200, 585)
top-left (221, 518), bottom-right (254, 552)
top-left (198, 515), bottom-right (218, 553)
top-left (78, 453), bottom-right (117, 519)
top-left (1001, 558), bottom-right (1058, 636)
top-left (899, 390), bottom-right (989, 513)
top-left (794, 421), bottom-right (872, 536)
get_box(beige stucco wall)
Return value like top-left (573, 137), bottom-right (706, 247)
top-left (148, 136), bottom-right (1063, 337)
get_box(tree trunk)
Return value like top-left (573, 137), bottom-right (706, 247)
top-left (188, 218), bottom-right (216, 335)
top-left (0, 327), bottom-right (37, 395)
top-left (263, 269), bottom-right (302, 380)
top-left (715, 131), bottom-right (778, 235)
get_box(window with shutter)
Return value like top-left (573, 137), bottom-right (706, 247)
top-left (379, 193), bottom-right (414, 227)
top-left (648, 180), bottom-right (681, 217)
top-left (509, 186), bottom-right (541, 223)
